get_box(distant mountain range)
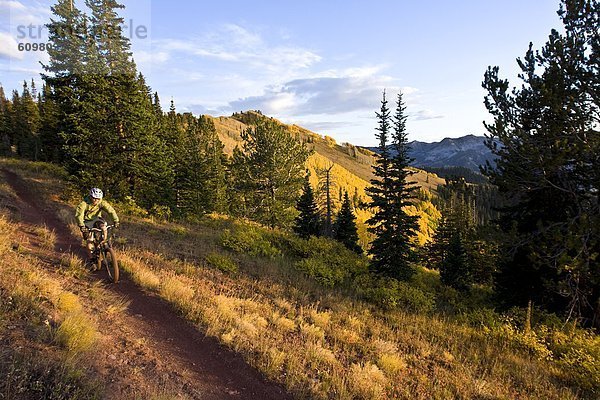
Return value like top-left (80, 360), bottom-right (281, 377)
top-left (363, 134), bottom-right (496, 173)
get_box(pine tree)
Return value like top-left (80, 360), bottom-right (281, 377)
top-left (430, 177), bottom-right (478, 290)
top-left (44, 0), bottom-right (86, 77)
top-left (293, 173), bottom-right (321, 238)
top-left (388, 92), bottom-right (419, 276)
top-left (85, 0), bottom-right (134, 75)
top-left (0, 86), bottom-right (12, 155)
top-left (176, 115), bottom-right (227, 216)
top-left (334, 191), bottom-right (362, 254)
top-left (316, 164), bottom-right (336, 236)
top-left (366, 90), bottom-right (418, 280)
top-left (482, 0), bottom-right (600, 325)
top-left (37, 83), bottom-right (61, 162)
top-left (231, 119), bottom-right (311, 228)
top-left (13, 81), bottom-right (40, 160)
top-left (440, 231), bottom-right (471, 291)
top-left (366, 91), bottom-right (394, 274)
top-left (43, 0), bottom-right (161, 204)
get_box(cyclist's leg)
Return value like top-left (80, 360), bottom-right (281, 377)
top-left (84, 218), bottom-right (100, 262)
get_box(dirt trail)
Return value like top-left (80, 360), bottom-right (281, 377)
top-left (2, 168), bottom-right (292, 400)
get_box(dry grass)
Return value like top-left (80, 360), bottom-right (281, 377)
top-left (349, 362), bottom-right (388, 400)
top-left (55, 312), bottom-right (98, 354)
top-left (59, 253), bottom-right (87, 278)
top-left (112, 229), bottom-right (592, 400)
top-left (105, 295), bottom-right (131, 315)
top-left (3, 159), bottom-right (595, 400)
top-left (120, 254), bottom-right (161, 290)
top-left (0, 211), bottom-right (101, 397)
top-left (33, 224), bottom-right (57, 250)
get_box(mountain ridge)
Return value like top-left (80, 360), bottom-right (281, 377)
top-left (363, 134), bottom-right (495, 172)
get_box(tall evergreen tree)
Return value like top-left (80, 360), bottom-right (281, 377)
top-left (440, 231), bottom-right (471, 291)
top-left (366, 90), bottom-right (418, 280)
top-left (13, 81), bottom-right (40, 160)
top-left (176, 115), bottom-right (227, 216)
top-left (37, 83), bottom-right (61, 162)
top-left (294, 173), bottom-right (321, 238)
top-left (316, 164), bottom-right (336, 237)
top-left (42, 0), bottom-right (86, 165)
top-left (431, 178), bottom-right (476, 291)
top-left (334, 191), bottom-right (362, 254)
top-left (388, 92), bottom-right (419, 275)
top-left (231, 119), bottom-right (311, 228)
top-left (0, 86), bottom-right (12, 155)
top-left (43, 0), bottom-right (160, 204)
top-left (366, 91), bottom-right (394, 273)
top-left (482, 0), bottom-right (599, 325)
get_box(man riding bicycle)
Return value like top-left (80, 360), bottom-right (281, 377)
top-left (75, 187), bottom-right (120, 266)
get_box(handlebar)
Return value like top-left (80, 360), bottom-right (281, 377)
top-left (88, 224), bottom-right (116, 232)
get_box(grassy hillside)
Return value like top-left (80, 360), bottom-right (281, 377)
top-left (210, 111), bottom-right (445, 245)
top-left (2, 159), bottom-right (597, 400)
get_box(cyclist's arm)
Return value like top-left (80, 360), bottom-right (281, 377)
top-left (101, 201), bottom-right (119, 224)
top-left (75, 201), bottom-right (87, 227)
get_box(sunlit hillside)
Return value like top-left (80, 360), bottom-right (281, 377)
top-left (2, 159), bottom-right (597, 400)
top-left (209, 111), bottom-right (445, 245)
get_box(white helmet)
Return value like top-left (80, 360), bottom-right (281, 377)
top-left (90, 187), bottom-right (103, 199)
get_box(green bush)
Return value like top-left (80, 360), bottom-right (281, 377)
top-left (545, 328), bottom-right (600, 395)
top-left (205, 252), bottom-right (238, 274)
top-left (115, 196), bottom-right (148, 218)
top-left (288, 236), bottom-right (368, 287)
top-left (361, 278), bottom-right (435, 313)
top-left (294, 258), bottom-right (346, 287)
top-left (150, 204), bottom-right (172, 221)
top-left (219, 225), bottom-right (282, 258)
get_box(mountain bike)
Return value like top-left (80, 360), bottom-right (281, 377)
top-left (89, 222), bottom-right (119, 283)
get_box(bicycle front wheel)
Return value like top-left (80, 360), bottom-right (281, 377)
top-left (102, 248), bottom-right (119, 283)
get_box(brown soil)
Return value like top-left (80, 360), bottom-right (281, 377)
top-left (2, 168), bottom-right (292, 400)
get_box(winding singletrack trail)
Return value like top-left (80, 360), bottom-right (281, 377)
top-left (2, 168), bottom-right (292, 400)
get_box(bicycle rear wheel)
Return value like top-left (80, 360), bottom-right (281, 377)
top-left (102, 247), bottom-right (119, 283)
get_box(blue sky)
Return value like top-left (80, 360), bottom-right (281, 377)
top-left (1, 0), bottom-right (562, 145)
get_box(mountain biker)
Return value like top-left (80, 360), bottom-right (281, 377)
top-left (75, 187), bottom-right (120, 265)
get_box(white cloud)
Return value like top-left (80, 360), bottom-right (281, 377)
top-left (152, 23), bottom-right (321, 77)
top-left (0, 32), bottom-right (24, 59)
top-left (0, 0), bottom-right (26, 11)
top-left (2, 0), bottom-right (52, 29)
top-left (134, 50), bottom-right (169, 64)
top-left (411, 109), bottom-right (444, 121)
top-left (228, 72), bottom-right (396, 116)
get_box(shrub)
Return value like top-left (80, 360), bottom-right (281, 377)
top-left (115, 196), bottom-right (148, 217)
top-left (295, 258), bottom-right (346, 287)
top-left (545, 328), bottom-right (600, 395)
top-left (149, 204), bottom-right (171, 221)
top-left (361, 278), bottom-right (435, 313)
top-left (220, 225), bottom-right (281, 259)
top-left (288, 236), bottom-right (368, 287)
top-left (205, 252), bottom-right (238, 274)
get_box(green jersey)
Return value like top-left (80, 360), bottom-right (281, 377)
top-left (75, 195), bottom-right (119, 227)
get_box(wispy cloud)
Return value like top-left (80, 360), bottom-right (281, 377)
top-left (2, 0), bottom-right (52, 29)
top-left (0, 32), bottom-right (23, 59)
top-left (152, 23), bottom-right (321, 76)
top-left (297, 120), bottom-right (358, 134)
top-left (228, 70), bottom-right (415, 116)
top-left (134, 50), bottom-right (170, 64)
top-left (411, 109), bottom-right (444, 121)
